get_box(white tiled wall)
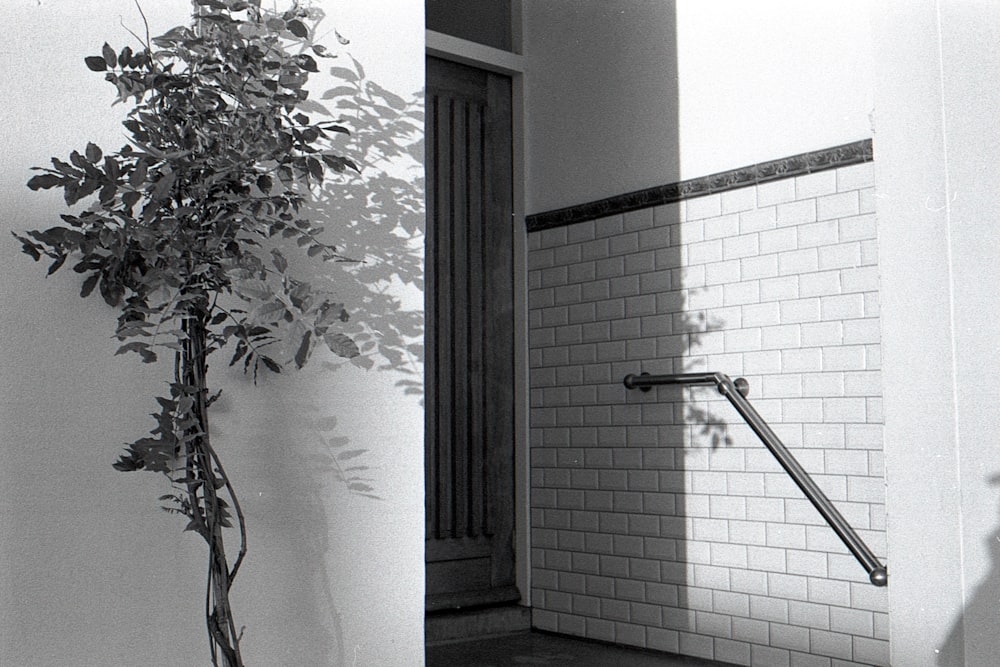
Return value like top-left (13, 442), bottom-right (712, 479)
top-left (527, 162), bottom-right (889, 666)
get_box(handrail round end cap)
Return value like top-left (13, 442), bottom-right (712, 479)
top-left (869, 567), bottom-right (888, 587)
top-left (623, 372), bottom-right (652, 392)
top-left (734, 377), bottom-right (750, 397)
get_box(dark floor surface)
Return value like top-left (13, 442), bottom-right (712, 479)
top-left (426, 631), bottom-right (734, 666)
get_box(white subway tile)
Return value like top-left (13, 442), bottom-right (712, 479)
top-left (731, 571), bottom-right (770, 598)
top-left (688, 285), bottom-right (726, 310)
top-left (722, 186), bottom-right (758, 213)
top-left (653, 202), bottom-right (682, 226)
top-left (837, 162), bottom-right (875, 191)
top-left (625, 250), bottom-right (657, 275)
top-left (779, 248), bottom-right (820, 276)
top-left (818, 242), bottom-right (862, 270)
top-left (566, 219), bottom-right (597, 243)
top-left (749, 592), bottom-right (789, 622)
top-left (853, 636), bottom-right (890, 666)
top-left (782, 398), bottom-right (825, 423)
top-left (685, 193), bottom-right (723, 220)
top-left (758, 178), bottom-right (797, 206)
top-left (766, 522), bottom-right (808, 549)
top-left (817, 191), bottom-right (859, 221)
top-left (608, 232), bottom-right (639, 257)
top-left (802, 372), bottom-right (846, 398)
top-left (820, 293), bottom-right (866, 320)
top-left (843, 370), bottom-right (882, 396)
top-left (786, 551), bottom-right (830, 579)
top-left (725, 281), bottom-right (763, 307)
top-left (744, 350), bottom-right (784, 375)
top-left (761, 227), bottom-right (799, 254)
top-left (859, 186), bottom-right (876, 214)
top-left (796, 171), bottom-right (838, 199)
top-left (595, 215), bottom-right (625, 238)
top-left (777, 199), bottom-right (818, 226)
top-left (830, 606), bottom-right (874, 637)
top-left (688, 238), bottom-right (725, 265)
top-left (807, 578), bottom-right (852, 609)
top-left (706, 259), bottom-right (743, 286)
top-left (768, 572), bottom-right (810, 601)
top-left (705, 213), bottom-right (741, 240)
top-left (729, 472), bottom-right (767, 497)
top-left (771, 622), bottom-right (812, 653)
top-left (798, 220), bottom-right (840, 249)
top-left (725, 233), bottom-right (762, 260)
top-left (679, 631), bottom-right (717, 661)
top-left (789, 650), bottom-right (831, 667)
top-left (624, 207), bottom-right (655, 231)
top-left (742, 254), bottom-right (781, 280)
top-left (782, 347), bottom-right (824, 373)
top-left (780, 297), bottom-right (822, 324)
top-left (821, 346), bottom-right (866, 373)
top-left (841, 266), bottom-right (879, 293)
top-left (741, 207), bottom-right (778, 233)
top-left (729, 520), bottom-right (768, 546)
top-left (847, 476), bottom-right (885, 504)
top-left (761, 324), bottom-right (803, 351)
top-left (716, 638), bottom-right (752, 666)
top-left (839, 213), bottom-right (877, 242)
top-left (799, 270), bottom-right (843, 298)
top-left (801, 321), bottom-right (844, 347)
top-left (842, 318), bottom-right (880, 345)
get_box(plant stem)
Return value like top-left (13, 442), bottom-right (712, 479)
top-left (183, 308), bottom-right (245, 667)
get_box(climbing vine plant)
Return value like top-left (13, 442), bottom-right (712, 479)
top-left (13, 1), bottom-right (365, 665)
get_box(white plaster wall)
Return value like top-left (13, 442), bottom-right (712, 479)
top-left (522, 0), bottom-right (874, 214)
top-left (871, 2), bottom-right (1000, 665)
top-left (0, 1), bottom-right (424, 665)
top-left (675, 0), bottom-right (874, 180)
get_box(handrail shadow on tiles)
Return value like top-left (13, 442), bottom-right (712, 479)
top-left (623, 371), bottom-right (888, 587)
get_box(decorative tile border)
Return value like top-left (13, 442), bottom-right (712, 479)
top-left (525, 139), bottom-right (873, 232)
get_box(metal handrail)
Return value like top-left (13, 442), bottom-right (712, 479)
top-left (623, 371), bottom-right (888, 587)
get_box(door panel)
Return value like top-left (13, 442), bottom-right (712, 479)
top-left (425, 56), bottom-right (516, 611)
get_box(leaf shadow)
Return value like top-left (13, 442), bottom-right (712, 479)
top-left (304, 56), bottom-right (425, 404)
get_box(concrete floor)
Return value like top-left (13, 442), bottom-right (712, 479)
top-left (426, 631), bottom-right (735, 667)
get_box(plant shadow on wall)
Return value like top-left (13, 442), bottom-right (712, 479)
top-left (616, 215), bottom-right (734, 646)
top-left (937, 473), bottom-right (1000, 665)
top-left (10, 1), bottom-right (422, 665)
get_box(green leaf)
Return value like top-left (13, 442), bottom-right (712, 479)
top-left (46, 254), bottom-right (67, 276)
top-left (121, 190), bottom-right (141, 212)
top-left (85, 142), bottom-right (102, 163)
top-left (286, 19), bottom-right (308, 38)
top-left (324, 332), bottom-right (360, 359)
top-left (102, 42), bottom-right (117, 68)
top-left (84, 56), bottom-right (107, 72)
top-left (118, 46), bottom-right (133, 68)
top-left (256, 174), bottom-right (272, 193)
top-left (297, 54), bottom-right (318, 73)
top-left (80, 273), bottom-right (99, 298)
top-left (270, 248), bottom-right (287, 272)
top-left (26, 173), bottom-right (61, 190)
top-left (294, 330), bottom-right (311, 369)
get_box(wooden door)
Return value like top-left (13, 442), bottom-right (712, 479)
top-left (425, 56), bottom-right (517, 611)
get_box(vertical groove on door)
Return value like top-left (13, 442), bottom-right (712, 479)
top-left (467, 100), bottom-right (485, 538)
top-left (451, 98), bottom-right (469, 539)
top-left (425, 93), bottom-right (438, 541)
top-left (436, 94), bottom-right (454, 539)
top-left (426, 56), bottom-right (516, 609)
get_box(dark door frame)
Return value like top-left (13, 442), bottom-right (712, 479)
top-left (424, 30), bottom-right (529, 609)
